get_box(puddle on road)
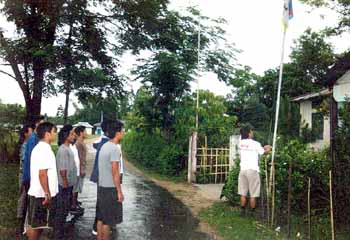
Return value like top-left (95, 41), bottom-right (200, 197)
top-left (70, 169), bottom-right (213, 240)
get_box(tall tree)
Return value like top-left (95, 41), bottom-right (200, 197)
top-left (133, 8), bottom-right (238, 141)
top-left (0, 0), bottom-right (169, 121)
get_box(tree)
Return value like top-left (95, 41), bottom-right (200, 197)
top-left (227, 29), bottom-right (335, 138)
top-left (0, 99), bottom-right (26, 129)
top-left (0, 0), bottom-right (169, 121)
top-left (133, 8), bottom-right (238, 141)
top-left (300, 0), bottom-right (350, 35)
top-left (290, 28), bottom-right (335, 86)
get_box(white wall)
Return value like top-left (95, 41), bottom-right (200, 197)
top-left (300, 101), bottom-right (312, 129)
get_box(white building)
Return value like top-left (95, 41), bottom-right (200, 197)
top-left (73, 122), bottom-right (93, 135)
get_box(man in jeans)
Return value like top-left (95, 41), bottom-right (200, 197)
top-left (26, 122), bottom-right (58, 240)
top-left (238, 125), bottom-right (271, 216)
top-left (97, 120), bottom-right (125, 240)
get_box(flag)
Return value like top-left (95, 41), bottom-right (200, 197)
top-left (283, 0), bottom-right (294, 29)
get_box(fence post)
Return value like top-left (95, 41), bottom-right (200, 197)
top-left (229, 135), bottom-right (239, 171)
top-left (191, 132), bottom-right (198, 183)
top-left (188, 135), bottom-right (193, 183)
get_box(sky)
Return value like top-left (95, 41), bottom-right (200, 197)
top-left (0, 0), bottom-right (349, 116)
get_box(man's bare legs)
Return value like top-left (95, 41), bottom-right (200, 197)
top-left (249, 197), bottom-right (256, 209)
top-left (97, 220), bottom-right (111, 240)
top-left (27, 228), bottom-right (42, 240)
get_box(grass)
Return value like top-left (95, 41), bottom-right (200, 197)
top-left (0, 163), bottom-right (18, 237)
top-left (200, 202), bottom-right (350, 240)
top-left (200, 202), bottom-right (282, 240)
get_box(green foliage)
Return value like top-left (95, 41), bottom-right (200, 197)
top-left (301, 0), bottom-right (350, 35)
top-left (290, 29), bottom-right (335, 86)
top-left (0, 0), bottom-right (170, 118)
top-left (0, 128), bottom-right (19, 163)
top-left (200, 202), bottom-right (281, 240)
top-left (0, 100), bottom-right (25, 129)
top-left (220, 159), bottom-right (240, 204)
top-left (221, 139), bottom-right (330, 213)
top-left (333, 101), bottom-right (350, 222)
top-left (0, 163), bottom-right (18, 236)
top-left (122, 131), bottom-right (185, 176)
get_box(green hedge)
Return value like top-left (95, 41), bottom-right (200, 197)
top-left (122, 130), bottom-right (185, 176)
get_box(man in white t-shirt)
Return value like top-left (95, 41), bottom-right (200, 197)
top-left (26, 122), bottom-right (58, 240)
top-left (238, 125), bottom-right (271, 217)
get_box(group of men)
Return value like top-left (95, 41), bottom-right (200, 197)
top-left (16, 116), bottom-right (125, 240)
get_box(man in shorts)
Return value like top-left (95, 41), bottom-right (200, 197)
top-left (90, 120), bottom-right (111, 235)
top-left (238, 125), bottom-right (271, 216)
top-left (97, 120), bottom-right (125, 240)
top-left (26, 122), bottom-right (58, 240)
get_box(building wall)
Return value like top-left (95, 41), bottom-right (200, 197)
top-left (300, 101), bottom-right (312, 129)
top-left (299, 100), bottom-right (330, 150)
top-left (86, 128), bottom-right (92, 135)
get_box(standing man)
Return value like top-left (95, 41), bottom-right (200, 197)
top-left (238, 125), bottom-right (271, 217)
top-left (16, 124), bottom-right (33, 237)
top-left (72, 126), bottom-right (87, 213)
top-left (55, 125), bottom-right (77, 239)
top-left (70, 130), bottom-right (84, 215)
top-left (26, 122), bottom-right (58, 240)
top-left (90, 120), bottom-right (110, 235)
top-left (97, 120), bottom-right (125, 240)
top-left (19, 115), bottom-right (45, 235)
top-left (22, 115), bottom-right (45, 186)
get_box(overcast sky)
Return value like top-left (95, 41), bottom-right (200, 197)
top-left (0, 0), bottom-right (349, 116)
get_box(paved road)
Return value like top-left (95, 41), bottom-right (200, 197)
top-left (67, 142), bottom-right (213, 240)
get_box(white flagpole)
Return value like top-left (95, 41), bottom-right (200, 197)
top-left (269, 26), bottom-right (287, 227)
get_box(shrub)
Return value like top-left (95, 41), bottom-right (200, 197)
top-left (221, 138), bottom-right (330, 212)
top-left (0, 128), bottom-right (19, 163)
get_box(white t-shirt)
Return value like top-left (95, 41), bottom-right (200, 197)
top-left (28, 141), bottom-right (59, 198)
top-left (239, 138), bottom-right (265, 172)
top-left (70, 144), bottom-right (80, 176)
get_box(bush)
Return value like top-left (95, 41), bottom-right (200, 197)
top-left (221, 138), bottom-right (330, 212)
top-left (0, 128), bottom-right (19, 163)
top-left (123, 130), bottom-right (186, 176)
top-left (220, 158), bottom-right (240, 204)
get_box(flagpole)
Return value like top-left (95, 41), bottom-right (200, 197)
top-left (269, 26), bottom-right (287, 227)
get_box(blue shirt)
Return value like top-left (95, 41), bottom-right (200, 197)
top-left (22, 132), bottom-right (39, 182)
top-left (90, 137), bottom-right (109, 183)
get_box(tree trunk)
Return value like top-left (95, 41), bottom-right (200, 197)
top-left (63, 79), bottom-right (71, 124)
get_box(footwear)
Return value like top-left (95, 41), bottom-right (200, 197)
top-left (247, 208), bottom-right (256, 218)
top-left (70, 207), bottom-right (84, 216)
top-left (66, 213), bottom-right (75, 222)
top-left (239, 206), bottom-right (246, 217)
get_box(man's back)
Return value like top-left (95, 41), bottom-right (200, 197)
top-left (239, 139), bottom-right (264, 172)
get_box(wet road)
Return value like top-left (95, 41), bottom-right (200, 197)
top-left (69, 143), bottom-right (212, 240)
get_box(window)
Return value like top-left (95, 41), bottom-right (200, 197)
top-left (312, 112), bottom-right (324, 140)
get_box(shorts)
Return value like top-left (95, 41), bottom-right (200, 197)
top-left (26, 195), bottom-right (56, 229)
top-left (73, 176), bottom-right (84, 193)
top-left (238, 170), bottom-right (261, 198)
top-left (96, 186), bottom-right (123, 226)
